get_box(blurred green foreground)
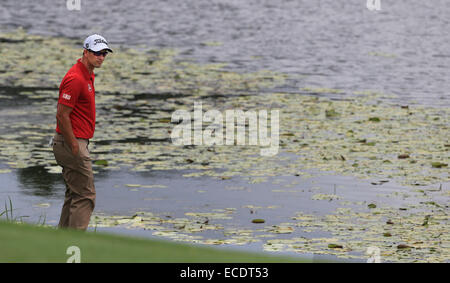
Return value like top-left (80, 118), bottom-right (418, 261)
top-left (0, 221), bottom-right (310, 263)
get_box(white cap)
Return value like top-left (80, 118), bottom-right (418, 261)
top-left (83, 34), bottom-right (113, 53)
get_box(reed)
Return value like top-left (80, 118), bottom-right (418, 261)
top-left (0, 197), bottom-right (46, 225)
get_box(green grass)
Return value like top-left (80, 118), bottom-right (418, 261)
top-left (0, 221), bottom-right (312, 263)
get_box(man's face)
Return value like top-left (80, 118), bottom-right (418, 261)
top-left (85, 49), bottom-right (108, 68)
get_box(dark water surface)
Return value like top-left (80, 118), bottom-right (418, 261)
top-left (1, 0), bottom-right (449, 107)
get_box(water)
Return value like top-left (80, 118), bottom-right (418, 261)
top-left (0, 162), bottom-right (422, 263)
top-left (0, 0), bottom-right (449, 262)
top-left (1, 0), bottom-right (449, 107)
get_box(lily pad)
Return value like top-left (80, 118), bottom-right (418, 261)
top-left (328, 244), bottom-right (343, 249)
top-left (431, 162), bottom-right (447, 168)
top-left (94, 160), bottom-right (108, 166)
top-left (397, 244), bottom-right (412, 250)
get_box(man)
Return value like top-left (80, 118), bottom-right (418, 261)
top-left (52, 34), bottom-right (112, 230)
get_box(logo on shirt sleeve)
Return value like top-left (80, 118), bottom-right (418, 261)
top-left (62, 93), bottom-right (71, 100)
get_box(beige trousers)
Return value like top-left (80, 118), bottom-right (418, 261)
top-left (52, 133), bottom-right (95, 230)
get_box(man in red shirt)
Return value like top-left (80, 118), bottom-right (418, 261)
top-left (52, 34), bottom-right (112, 230)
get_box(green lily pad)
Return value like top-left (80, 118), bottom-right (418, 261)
top-left (431, 162), bottom-right (448, 168)
top-left (328, 244), bottom-right (343, 249)
top-left (325, 109), bottom-right (339, 118)
top-left (94, 160), bottom-right (108, 166)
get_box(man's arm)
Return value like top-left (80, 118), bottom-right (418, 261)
top-left (56, 103), bottom-right (79, 156)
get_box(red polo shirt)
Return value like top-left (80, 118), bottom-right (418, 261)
top-left (56, 59), bottom-right (96, 139)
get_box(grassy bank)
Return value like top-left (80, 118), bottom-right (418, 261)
top-left (0, 221), bottom-right (311, 263)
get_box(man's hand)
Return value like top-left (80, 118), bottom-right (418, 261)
top-left (56, 103), bottom-right (79, 157)
top-left (70, 140), bottom-right (79, 157)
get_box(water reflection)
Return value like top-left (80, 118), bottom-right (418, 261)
top-left (16, 165), bottom-right (116, 198)
top-left (16, 165), bottom-right (63, 197)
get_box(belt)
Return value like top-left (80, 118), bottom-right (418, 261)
top-left (55, 132), bottom-right (90, 144)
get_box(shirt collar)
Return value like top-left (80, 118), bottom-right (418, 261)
top-left (76, 58), bottom-right (95, 81)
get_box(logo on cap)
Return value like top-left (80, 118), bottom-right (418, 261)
top-left (84, 34), bottom-right (113, 52)
top-left (94, 38), bottom-right (108, 45)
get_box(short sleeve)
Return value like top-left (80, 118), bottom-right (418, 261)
top-left (58, 75), bottom-right (81, 108)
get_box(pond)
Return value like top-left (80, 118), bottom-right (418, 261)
top-left (0, 0), bottom-right (449, 262)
